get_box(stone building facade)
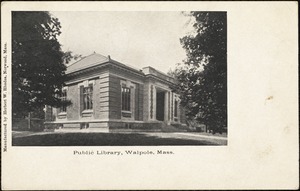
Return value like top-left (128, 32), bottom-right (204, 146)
top-left (45, 53), bottom-right (186, 132)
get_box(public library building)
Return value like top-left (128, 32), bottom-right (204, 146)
top-left (45, 53), bottom-right (187, 132)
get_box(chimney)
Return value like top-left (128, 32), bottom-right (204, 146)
top-left (108, 55), bottom-right (111, 60)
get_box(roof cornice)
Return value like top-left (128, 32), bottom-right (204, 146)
top-left (66, 61), bottom-right (145, 79)
top-left (145, 74), bottom-right (175, 87)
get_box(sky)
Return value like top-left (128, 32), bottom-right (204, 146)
top-left (50, 11), bottom-right (194, 73)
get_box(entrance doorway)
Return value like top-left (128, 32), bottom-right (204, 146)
top-left (156, 91), bottom-right (165, 121)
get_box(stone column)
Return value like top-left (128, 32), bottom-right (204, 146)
top-left (153, 86), bottom-right (157, 120)
top-left (164, 91), bottom-right (169, 124)
top-left (171, 92), bottom-right (174, 122)
top-left (149, 84), bottom-right (154, 120)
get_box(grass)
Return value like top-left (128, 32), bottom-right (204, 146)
top-left (188, 132), bottom-right (228, 138)
top-left (12, 132), bottom-right (223, 146)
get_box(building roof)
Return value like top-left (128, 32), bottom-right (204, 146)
top-left (66, 53), bottom-right (109, 74)
top-left (142, 66), bottom-right (175, 83)
top-left (66, 52), bottom-right (175, 84)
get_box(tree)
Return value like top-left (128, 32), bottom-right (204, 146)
top-left (63, 51), bottom-right (83, 65)
top-left (12, 11), bottom-right (71, 118)
top-left (174, 12), bottom-right (227, 133)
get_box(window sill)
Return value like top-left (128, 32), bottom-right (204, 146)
top-left (58, 112), bottom-right (67, 116)
top-left (82, 110), bottom-right (93, 117)
top-left (122, 111), bottom-right (132, 118)
top-left (58, 112), bottom-right (67, 119)
top-left (121, 110), bottom-right (132, 113)
top-left (82, 110), bottom-right (93, 114)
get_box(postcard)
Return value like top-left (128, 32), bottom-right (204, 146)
top-left (1, 1), bottom-right (298, 190)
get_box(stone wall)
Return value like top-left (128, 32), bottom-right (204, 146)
top-left (143, 81), bottom-right (150, 121)
top-left (135, 83), bottom-right (144, 121)
top-left (108, 74), bottom-right (121, 119)
top-left (96, 72), bottom-right (110, 120)
top-left (48, 62), bottom-right (188, 131)
top-left (108, 67), bottom-right (145, 121)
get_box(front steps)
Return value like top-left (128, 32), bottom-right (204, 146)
top-left (161, 123), bottom-right (188, 132)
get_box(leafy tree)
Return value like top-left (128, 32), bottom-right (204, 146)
top-left (12, 11), bottom-right (71, 118)
top-left (174, 12), bottom-right (227, 133)
top-left (63, 51), bottom-right (82, 65)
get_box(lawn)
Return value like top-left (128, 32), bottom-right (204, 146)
top-left (12, 131), bottom-right (224, 146)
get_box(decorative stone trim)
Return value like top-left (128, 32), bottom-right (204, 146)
top-left (77, 79), bottom-right (95, 88)
top-left (88, 79), bottom-right (95, 86)
top-left (109, 73), bottom-right (143, 85)
top-left (81, 109), bottom-right (93, 117)
top-left (57, 112), bottom-right (67, 119)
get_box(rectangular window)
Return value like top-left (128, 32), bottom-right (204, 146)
top-left (60, 90), bottom-right (67, 112)
top-left (83, 84), bottom-right (93, 110)
top-left (122, 87), bottom-right (131, 111)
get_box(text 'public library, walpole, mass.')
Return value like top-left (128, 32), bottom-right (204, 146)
top-left (45, 53), bottom-right (187, 132)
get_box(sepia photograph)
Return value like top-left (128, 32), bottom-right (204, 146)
top-left (1, 1), bottom-right (298, 190)
top-left (11, 11), bottom-right (227, 146)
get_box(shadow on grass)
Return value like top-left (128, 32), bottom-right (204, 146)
top-left (12, 132), bottom-right (217, 146)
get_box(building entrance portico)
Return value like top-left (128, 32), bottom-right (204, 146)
top-left (153, 86), bottom-right (171, 124)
